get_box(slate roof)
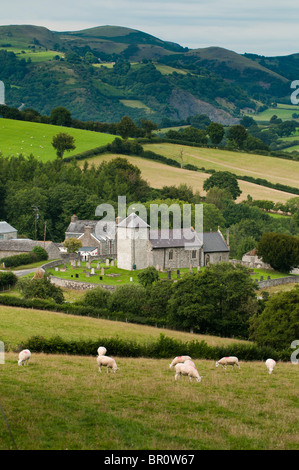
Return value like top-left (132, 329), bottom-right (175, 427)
top-left (0, 239), bottom-right (59, 253)
top-left (0, 221), bottom-right (17, 234)
top-left (149, 228), bottom-right (202, 249)
top-left (66, 219), bottom-right (115, 241)
top-left (117, 213), bottom-right (149, 228)
top-left (202, 232), bottom-right (229, 253)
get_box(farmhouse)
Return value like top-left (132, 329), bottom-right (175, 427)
top-left (0, 239), bottom-right (61, 260)
top-left (0, 221), bottom-right (18, 240)
top-left (65, 214), bottom-right (116, 257)
top-left (117, 213), bottom-right (230, 270)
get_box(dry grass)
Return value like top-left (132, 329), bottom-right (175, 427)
top-left (1, 354), bottom-right (298, 450)
top-left (81, 153), bottom-right (296, 203)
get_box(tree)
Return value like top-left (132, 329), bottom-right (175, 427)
top-left (117, 116), bottom-right (138, 139)
top-left (167, 263), bottom-right (258, 338)
top-left (52, 133), bottom-right (76, 159)
top-left (137, 266), bottom-right (159, 287)
top-left (82, 286), bottom-right (112, 309)
top-left (203, 171), bottom-right (242, 200)
top-left (206, 122), bottom-right (225, 145)
top-left (49, 107), bottom-right (72, 127)
top-left (227, 124), bottom-right (248, 148)
top-left (63, 237), bottom-right (82, 253)
top-left (256, 232), bottom-right (299, 272)
top-left (139, 119), bottom-right (157, 138)
top-left (17, 273), bottom-right (64, 304)
top-left (249, 287), bottom-right (299, 350)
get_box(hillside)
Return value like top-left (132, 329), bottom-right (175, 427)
top-left (0, 24), bottom-right (295, 124)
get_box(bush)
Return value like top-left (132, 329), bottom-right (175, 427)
top-left (19, 333), bottom-right (287, 361)
top-left (32, 246), bottom-right (48, 261)
top-left (82, 286), bottom-right (112, 309)
top-left (17, 273), bottom-right (64, 304)
top-left (0, 271), bottom-right (18, 290)
top-left (0, 246), bottom-right (48, 268)
top-left (109, 283), bottom-right (148, 316)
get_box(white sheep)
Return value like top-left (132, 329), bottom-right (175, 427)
top-left (265, 358), bottom-right (276, 374)
top-left (174, 362), bottom-right (203, 383)
top-left (216, 356), bottom-right (240, 369)
top-left (18, 349), bottom-right (31, 366)
top-left (169, 355), bottom-right (192, 369)
top-left (97, 346), bottom-right (107, 356)
top-left (97, 355), bottom-right (118, 373)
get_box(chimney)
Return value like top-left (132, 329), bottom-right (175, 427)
top-left (84, 225), bottom-right (92, 237)
top-left (226, 229), bottom-right (230, 246)
top-left (71, 214), bottom-right (78, 223)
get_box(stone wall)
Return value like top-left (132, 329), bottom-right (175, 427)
top-left (257, 276), bottom-right (299, 289)
top-left (49, 275), bottom-right (116, 292)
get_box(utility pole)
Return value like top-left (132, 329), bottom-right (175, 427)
top-left (180, 148), bottom-right (183, 168)
top-left (44, 221), bottom-right (47, 247)
top-left (32, 206), bottom-right (39, 241)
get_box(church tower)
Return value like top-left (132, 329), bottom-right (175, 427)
top-left (117, 213), bottom-right (150, 270)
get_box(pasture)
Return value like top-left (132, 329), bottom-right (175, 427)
top-left (142, 143), bottom-right (299, 190)
top-left (0, 119), bottom-right (115, 162)
top-left (1, 353), bottom-right (298, 450)
top-left (249, 103), bottom-right (299, 122)
top-left (81, 153), bottom-right (296, 203)
top-left (0, 305), bottom-right (249, 350)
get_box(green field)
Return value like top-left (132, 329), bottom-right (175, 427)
top-left (0, 352), bottom-right (298, 450)
top-left (250, 103), bottom-right (299, 122)
top-left (0, 119), bottom-right (115, 162)
top-left (0, 305), bottom-right (248, 350)
top-left (0, 305), bottom-right (298, 450)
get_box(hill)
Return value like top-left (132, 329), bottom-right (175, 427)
top-left (0, 24), bottom-right (295, 124)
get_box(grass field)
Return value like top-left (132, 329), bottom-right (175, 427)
top-left (249, 103), bottom-right (299, 122)
top-left (0, 305), bottom-right (249, 350)
top-left (82, 153), bottom-right (296, 203)
top-left (1, 352), bottom-right (298, 450)
top-left (0, 119), bottom-right (115, 162)
top-left (142, 143), bottom-right (299, 190)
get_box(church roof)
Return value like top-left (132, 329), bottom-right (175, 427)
top-left (117, 213), bottom-right (149, 228)
top-left (149, 228), bottom-right (202, 248)
top-left (202, 232), bottom-right (230, 253)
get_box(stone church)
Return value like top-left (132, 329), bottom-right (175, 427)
top-left (65, 213), bottom-right (230, 270)
top-left (117, 213), bottom-right (230, 271)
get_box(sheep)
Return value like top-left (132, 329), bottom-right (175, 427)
top-left (216, 356), bottom-right (240, 369)
top-left (174, 362), bottom-right (203, 383)
top-left (18, 349), bottom-right (31, 366)
top-left (97, 355), bottom-right (118, 373)
top-left (265, 358), bottom-right (276, 375)
top-left (169, 355), bottom-right (192, 369)
top-left (97, 346), bottom-right (107, 356)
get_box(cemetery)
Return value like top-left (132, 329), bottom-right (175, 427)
top-left (46, 257), bottom-right (203, 289)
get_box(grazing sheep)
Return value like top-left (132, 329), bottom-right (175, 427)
top-left (216, 356), bottom-right (240, 369)
top-left (183, 359), bottom-right (196, 368)
top-left (169, 355), bottom-right (191, 369)
top-left (97, 346), bottom-right (107, 356)
top-left (174, 363), bottom-right (203, 383)
top-left (97, 355), bottom-right (118, 373)
top-left (18, 349), bottom-right (31, 366)
top-left (265, 358), bottom-right (276, 374)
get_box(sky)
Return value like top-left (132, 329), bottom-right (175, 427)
top-left (1, 0), bottom-right (299, 56)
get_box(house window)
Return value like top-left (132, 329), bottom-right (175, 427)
top-left (0, 235), bottom-right (3, 239)
top-left (169, 250), bottom-right (173, 260)
top-left (191, 250), bottom-right (197, 259)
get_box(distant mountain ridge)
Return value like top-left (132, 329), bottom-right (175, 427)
top-left (0, 24), bottom-right (296, 124)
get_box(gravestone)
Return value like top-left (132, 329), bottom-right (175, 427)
top-left (55, 267), bottom-right (59, 272)
top-left (86, 272), bottom-right (90, 278)
top-left (106, 259), bottom-right (110, 266)
top-left (97, 263), bottom-right (100, 269)
top-left (91, 268), bottom-right (95, 275)
top-left (101, 267), bottom-right (105, 276)
top-left (77, 260), bottom-right (81, 267)
top-left (86, 262), bottom-right (91, 269)
top-left (177, 269), bottom-right (180, 279)
top-left (260, 276), bottom-right (263, 281)
top-left (111, 260), bottom-right (115, 267)
top-left (156, 264), bottom-right (160, 271)
top-left (75, 274), bottom-right (79, 278)
top-left (167, 269), bottom-right (171, 280)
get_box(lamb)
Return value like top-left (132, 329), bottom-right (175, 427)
top-left (169, 355), bottom-right (192, 369)
top-left (97, 346), bottom-right (107, 356)
top-left (265, 358), bottom-right (276, 374)
top-left (216, 356), bottom-right (240, 369)
top-left (18, 349), bottom-right (31, 366)
top-left (97, 355), bottom-right (118, 373)
top-left (174, 362), bottom-right (203, 383)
